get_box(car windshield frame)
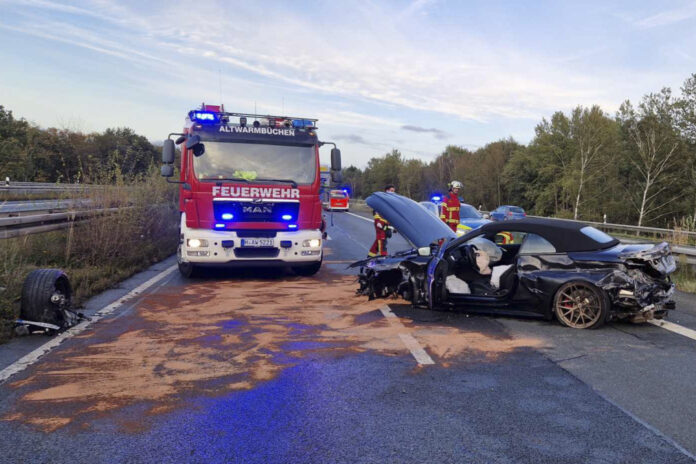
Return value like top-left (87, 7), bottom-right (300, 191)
top-left (192, 141), bottom-right (316, 184)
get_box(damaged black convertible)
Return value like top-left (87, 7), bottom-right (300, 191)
top-left (352, 193), bottom-right (676, 329)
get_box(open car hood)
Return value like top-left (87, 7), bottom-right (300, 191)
top-left (366, 192), bottom-right (457, 248)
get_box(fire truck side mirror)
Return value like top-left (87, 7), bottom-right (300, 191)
top-left (330, 148), bottom-right (342, 171)
top-left (161, 164), bottom-right (174, 178)
top-left (186, 135), bottom-right (201, 149)
top-left (331, 170), bottom-right (342, 183)
top-left (162, 139), bottom-right (175, 164)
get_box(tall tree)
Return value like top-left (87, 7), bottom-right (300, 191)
top-left (568, 106), bottom-right (616, 220)
top-left (676, 73), bottom-right (696, 219)
top-left (617, 89), bottom-right (684, 226)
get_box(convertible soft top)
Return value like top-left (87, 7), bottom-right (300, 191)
top-left (466, 217), bottom-right (620, 252)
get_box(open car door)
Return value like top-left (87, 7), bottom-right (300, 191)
top-left (426, 241), bottom-right (448, 309)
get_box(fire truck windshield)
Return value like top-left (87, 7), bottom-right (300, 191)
top-left (193, 142), bottom-right (316, 184)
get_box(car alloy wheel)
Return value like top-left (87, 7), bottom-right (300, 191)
top-left (553, 281), bottom-right (607, 329)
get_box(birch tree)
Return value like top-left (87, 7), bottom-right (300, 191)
top-left (617, 89), bottom-right (683, 227)
top-left (569, 106), bottom-right (616, 220)
top-left (676, 74), bottom-right (696, 219)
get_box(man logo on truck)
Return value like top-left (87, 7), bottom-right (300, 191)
top-left (242, 206), bottom-right (273, 214)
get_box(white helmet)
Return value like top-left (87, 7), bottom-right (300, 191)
top-left (449, 180), bottom-right (463, 190)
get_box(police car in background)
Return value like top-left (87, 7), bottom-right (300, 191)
top-left (418, 200), bottom-right (491, 236)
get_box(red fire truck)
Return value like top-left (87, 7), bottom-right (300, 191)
top-left (161, 104), bottom-right (342, 277)
top-left (328, 189), bottom-right (349, 211)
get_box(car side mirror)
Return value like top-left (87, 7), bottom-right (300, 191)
top-left (161, 164), bottom-right (174, 178)
top-left (162, 139), bottom-right (175, 164)
top-left (418, 247), bottom-right (430, 257)
top-left (483, 213), bottom-right (490, 219)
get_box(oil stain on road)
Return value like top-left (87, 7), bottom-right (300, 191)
top-left (2, 269), bottom-right (542, 432)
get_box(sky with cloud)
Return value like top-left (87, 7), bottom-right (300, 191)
top-left (0, 0), bottom-right (695, 167)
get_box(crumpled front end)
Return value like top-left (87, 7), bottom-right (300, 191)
top-left (598, 242), bottom-right (676, 322)
top-left (352, 254), bottom-right (428, 305)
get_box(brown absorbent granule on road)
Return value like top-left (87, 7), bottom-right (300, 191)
top-left (3, 269), bottom-right (542, 431)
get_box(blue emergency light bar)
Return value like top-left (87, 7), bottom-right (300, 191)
top-left (221, 213), bottom-right (234, 220)
top-left (190, 111), bottom-right (220, 124)
top-left (431, 195), bottom-right (442, 202)
top-left (193, 107), bottom-right (318, 128)
top-left (215, 223), bottom-right (225, 229)
top-left (292, 119), bottom-right (315, 128)
top-left (288, 224), bottom-right (298, 229)
top-left (281, 214), bottom-right (293, 221)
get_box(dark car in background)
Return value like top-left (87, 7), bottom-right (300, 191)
top-left (490, 205), bottom-right (526, 221)
top-left (353, 193), bottom-right (676, 329)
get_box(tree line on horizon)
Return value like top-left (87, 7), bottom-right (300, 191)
top-left (0, 105), bottom-right (159, 184)
top-left (343, 74), bottom-right (696, 228)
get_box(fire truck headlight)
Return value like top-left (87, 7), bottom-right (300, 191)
top-left (303, 239), bottom-right (321, 248)
top-left (187, 239), bottom-right (208, 248)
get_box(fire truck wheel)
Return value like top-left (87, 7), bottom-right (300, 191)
top-left (292, 260), bottom-right (322, 277)
top-left (21, 269), bottom-right (71, 326)
top-left (178, 261), bottom-right (199, 278)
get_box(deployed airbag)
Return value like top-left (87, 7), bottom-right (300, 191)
top-left (490, 264), bottom-right (513, 289)
top-left (446, 275), bottom-right (471, 294)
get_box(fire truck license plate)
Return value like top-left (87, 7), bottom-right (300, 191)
top-left (241, 238), bottom-right (274, 247)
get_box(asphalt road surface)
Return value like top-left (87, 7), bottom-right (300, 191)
top-left (1, 209), bottom-right (696, 463)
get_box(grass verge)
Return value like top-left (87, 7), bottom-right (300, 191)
top-left (0, 171), bottom-right (179, 344)
top-left (673, 259), bottom-right (696, 294)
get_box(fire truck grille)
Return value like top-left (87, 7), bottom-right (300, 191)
top-left (214, 201), bottom-right (300, 223)
top-left (235, 230), bottom-right (277, 238)
top-left (234, 248), bottom-right (280, 259)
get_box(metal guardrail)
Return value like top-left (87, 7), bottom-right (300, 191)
top-left (0, 181), bottom-right (96, 194)
top-left (0, 199), bottom-right (92, 217)
top-left (0, 208), bottom-right (121, 239)
top-left (525, 215), bottom-right (696, 239)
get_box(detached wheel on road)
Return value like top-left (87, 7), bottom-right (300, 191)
top-left (292, 260), bottom-right (322, 277)
top-left (21, 269), bottom-right (71, 327)
top-left (553, 281), bottom-right (608, 329)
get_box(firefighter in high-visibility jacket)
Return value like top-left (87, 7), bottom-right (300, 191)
top-left (368, 212), bottom-right (390, 256)
top-left (368, 184), bottom-right (396, 257)
top-left (440, 180), bottom-right (463, 232)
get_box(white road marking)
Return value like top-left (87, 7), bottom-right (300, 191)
top-left (0, 264), bottom-right (177, 384)
top-left (648, 319), bottom-right (696, 341)
top-left (346, 212), bottom-right (372, 223)
top-left (380, 305), bottom-right (435, 365)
